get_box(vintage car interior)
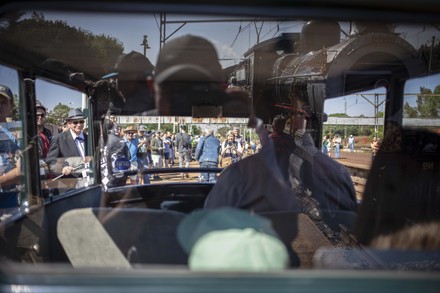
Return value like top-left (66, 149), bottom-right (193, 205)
top-left (0, 1), bottom-right (439, 292)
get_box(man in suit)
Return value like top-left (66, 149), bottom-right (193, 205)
top-left (46, 108), bottom-right (89, 177)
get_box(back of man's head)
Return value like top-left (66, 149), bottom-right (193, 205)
top-left (155, 35), bottom-right (223, 85)
top-left (154, 35), bottom-right (226, 116)
top-left (272, 115), bottom-right (287, 133)
top-left (105, 51), bottom-right (154, 82)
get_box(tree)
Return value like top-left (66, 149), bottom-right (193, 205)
top-left (11, 94), bottom-right (19, 121)
top-left (47, 103), bottom-right (70, 126)
top-left (0, 13), bottom-right (124, 80)
top-left (329, 113), bottom-right (349, 118)
top-left (403, 102), bottom-right (418, 118)
top-left (416, 86), bottom-right (440, 118)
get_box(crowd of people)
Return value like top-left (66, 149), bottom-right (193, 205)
top-left (101, 122), bottom-right (260, 186)
top-left (322, 133), bottom-right (380, 158)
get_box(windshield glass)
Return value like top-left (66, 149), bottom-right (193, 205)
top-left (0, 4), bottom-right (439, 289)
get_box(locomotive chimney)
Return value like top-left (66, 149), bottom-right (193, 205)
top-left (349, 22), bottom-right (395, 35)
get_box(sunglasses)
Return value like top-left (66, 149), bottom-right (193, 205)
top-left (36, 113), bottom-right (45, 118)
top-left (71, 120), bottom-right (85, 125)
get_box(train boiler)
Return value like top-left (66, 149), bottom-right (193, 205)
top-left (232, 21), bottom-right (428, 147)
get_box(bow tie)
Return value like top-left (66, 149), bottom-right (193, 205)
top-left (75, 137), bottom-right (84, 142)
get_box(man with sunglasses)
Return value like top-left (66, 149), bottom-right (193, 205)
top-left (36, 101), bottom-right (53, 160)
top-left (46, 109), bottom-right (89, 178)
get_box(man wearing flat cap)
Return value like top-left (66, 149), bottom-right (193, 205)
top-left (46, 108), bottom-right (90, 177)
top-left (103, 51), bottom-right (155, 115)
top-left (153, 35), bottom-right (227, 116)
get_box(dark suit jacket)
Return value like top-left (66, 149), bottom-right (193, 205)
top-left (46, 131), bottom-right (88, 167)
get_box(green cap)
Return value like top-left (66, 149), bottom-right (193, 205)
top-left (189, 228), bottom-right (289, 271)
top-left (177, 207), bottom-right (289, 271)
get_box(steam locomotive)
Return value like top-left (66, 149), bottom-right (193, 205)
top-left (227, 21), bottom-right (428, 147)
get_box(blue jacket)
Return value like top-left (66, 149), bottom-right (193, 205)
top-left (195, 134), bottom-right (220, 163)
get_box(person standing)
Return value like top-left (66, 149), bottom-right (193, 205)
top-left (167, 131), bottom-right (175, 166)
top-left (371, 136), bottom-right (380, 159)
top-left (100, 119), bottom-right (130, 189)
top-left (136, 125), bottom-right (150, 184)
top-left (333, 134), bottom-right (341, 159)
top-left (150, 130), bottom-right (164, 180)
top-left (322, 135), bottom-right (329, 155)
top-left (123, 126), bottom-right (139, 185)
top-left (145, 130), bottom-right (154, 179)
top-left (175, 125), bottom-right (191, 179)
top-left (46, 108), bottom-right (89, 178)
top-left (194, 128), bottom-right (220, 183)
top-left (348, 135), bottom-right (355, 153)
top-left (233, 127), bottom-right (245, 150)
top-left (220, 131), bottom-right (242, 168)
top-left (35, 101), bottom-right (53, 161)
top-left (162, 131), bottom-right (172, 168)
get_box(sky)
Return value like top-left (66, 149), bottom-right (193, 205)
top-left (1, 11), bottom-right (439, 116)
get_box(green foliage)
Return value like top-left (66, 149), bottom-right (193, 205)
top-left (416, 86), bottom-right (440, 118)
top-left (191, 125), bottom-right (200, 136)
top-left (0, 13), bottom-right (124, 79)
top-left (323, 125), bottom-right (376, 138)
top-left (11, 94), bottom-right (19, 121)
top-left (404, 102), bottom-right (419, 118)
top-left (329, 113), bottom-right (349, 118)
top-left (47, 103), bottom-right (70, 126)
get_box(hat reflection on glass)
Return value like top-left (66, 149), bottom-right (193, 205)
top-left (102, 51), bottom-right (154, 81)
top-left (36, 100), bottom-right (47, 112)
top-left (0, 84), bottom-right (13, 101)
top-left (154, 35), bottom-right (224, 85)
top-left (177, 207), bottom-right (289, 271)
top-left (66, 108), bottom-right (86, 121)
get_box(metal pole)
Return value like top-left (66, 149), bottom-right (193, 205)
top-left (140, 35), bottom-right (150, 57)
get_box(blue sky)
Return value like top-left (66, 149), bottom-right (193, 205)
top-left (2, 11), bottom-right (439, 116)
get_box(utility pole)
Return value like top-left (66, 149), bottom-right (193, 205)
top-left (359, 93), bottom-right (385, 139)
top-left (140, 35), bottom-right (150, 57)
top-left (344, 97), bottom-right (347, 138)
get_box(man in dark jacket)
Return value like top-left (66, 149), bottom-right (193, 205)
top-left (36, 100), bottom-right (53, 161)
top-left (194, 128), bottom-right (220, 182)
top-left (100, 118), bottom-right (130, 189)
top-left (46, 108), bottom-right (89, 178)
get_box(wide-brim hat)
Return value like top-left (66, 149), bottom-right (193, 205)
top-left (66, 108), bottom-right (86, 121)
top-left (138, 125), bottom-right (147, 132)
top-left (102, 51), bottom-right (154, 80)
top-left (154, 35), bottom-right (224, 85)
top-left (124, 125), bottom-right (137, 133)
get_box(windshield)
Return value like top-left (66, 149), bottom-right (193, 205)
top-left (0, 3), bottom-right (439, 291)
